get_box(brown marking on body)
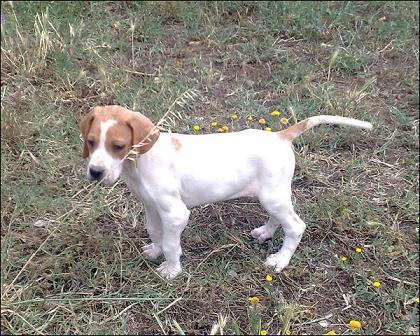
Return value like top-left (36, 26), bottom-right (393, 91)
top-left (277, 119), bottom-right (309, 141)
top-left (80, 105), bottom-right (159, 158)
top-left (171, 137), bottom-right (182, 152)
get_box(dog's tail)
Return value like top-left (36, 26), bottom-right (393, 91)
top-left (277, 115), bottom-right (372, 141)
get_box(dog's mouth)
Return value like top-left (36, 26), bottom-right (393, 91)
top-left (87, 169), bottom-right (118, 186)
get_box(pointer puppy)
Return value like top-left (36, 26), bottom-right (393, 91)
top-left (80, 105), bottom-right (372, 279)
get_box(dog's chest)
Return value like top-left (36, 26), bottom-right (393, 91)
top-left (121, 169), bottom-right (151, 203)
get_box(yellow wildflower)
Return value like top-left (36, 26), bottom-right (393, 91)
top-left (247, 116), bottom-right (254, 121)
top-left (340, 256), bottom-right (348, 262)
top-left (348, 320), bottom-right (362, 330)
top-left (211, 121), bottom-right (218, 127)
top-left (260, 330), bottom-right (268, 335)
top-left (325, 331), bottom-right (336, 335)
top-left (372, 281), bottom-right (381, 287)
top-left (280, 117), bottom-right (289, 125)
top-left (415, 297), bottom-right (419, 303)
top-left (284, 329), bottom-right (291, 335)
top-left (231, 114), bottom-right (238, 120)
top-left (217, 128), bottom-right (224, 133)
top-left (265, 274), bottom-right (273, 282)
top-left (258, 118), bottom-right (266, 124)
top-left (248, 296), bottom-right (259, 304)
top-left (193, 125), bottom-right (200, 132)
top-left (355, 247), bottom-right (362, 253)
top-left (270, 110), bottom-right (280, 116)
top-left (264, 127), bottom-right (272, 132)
top-left (222, 125), bottom-right (229, 132)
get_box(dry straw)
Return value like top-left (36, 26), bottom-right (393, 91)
top-left (1, 89), bottom-right (200, 302)
top-left (124, 89), bottom-right (200, 163)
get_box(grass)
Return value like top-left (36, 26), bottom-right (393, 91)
top-left (1, 1), bottom-right (418, 334)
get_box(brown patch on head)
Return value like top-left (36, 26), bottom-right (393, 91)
top-left (125, 112), bottom-right (159, 155)
top-left (171, 137), bottom-right (182, 152)
top-left (277, 119), bottom-right (310, 141)
top-left (104, 122), bottom-right (133, 159)
top-left (80, 109), bottom-right (96, 158)
top-left (80, 105), bottom-right (159, 159)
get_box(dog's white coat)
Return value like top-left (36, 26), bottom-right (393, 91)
top-left (85, 114), bottom-right (372, 279)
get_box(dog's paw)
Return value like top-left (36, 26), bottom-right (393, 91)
top-left (264, 253), bottom-right (289, 273)
top-left (142, 243), bottom-right (163, 260)
top-left (251, 225), bottom-right (274, 243)
top-left (157, 261), bottom-right (182, 280)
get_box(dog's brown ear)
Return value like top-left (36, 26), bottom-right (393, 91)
top-left (127, 112), bottom-right (159, 155)
top-left (80, 108), bottom-right (95, 159)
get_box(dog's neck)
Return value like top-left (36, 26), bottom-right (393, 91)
top-left (122, 131), bottom-right (163, 178)
top-left (121, 157), bottom-right (140, 181)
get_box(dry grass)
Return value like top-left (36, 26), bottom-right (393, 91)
top-left (1, 1), bottom-right (418, 335)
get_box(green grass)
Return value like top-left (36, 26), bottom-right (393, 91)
top-left (1, 1), bottom-right (419, 334)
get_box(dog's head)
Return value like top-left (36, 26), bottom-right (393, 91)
top-left (80, 105), bottom-right (159, 185)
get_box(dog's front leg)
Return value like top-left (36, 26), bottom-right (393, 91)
top-left (156, 202), bottom-right (190, 279)
top-left (141, 205), bottom-right (163, 260)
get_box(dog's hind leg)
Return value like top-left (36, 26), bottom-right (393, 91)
top-left (251, 216), bottom-right (281, 243)
top-left (256, 188), bottom-right (306, 273)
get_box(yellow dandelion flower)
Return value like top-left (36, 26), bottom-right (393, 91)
top-left (340, 256), bottom-right (348, 262)
top-left (355, 247), bottom-right (362, 253)
top-left (280, 117), bottom-right (289, 125)
top-left (248, 296), bottom-right (259, 304)
top-left (325, 331), bottom-right (336, 335)
top-left (265, 274), bottom-right (273, 282)
top-left (372, 281), bottom-right (381, 287)
top-left (211, 121), bottom-right (218, 127)
top-left (415, 297), bottom-right (419, 303)
top-left (247, 116), bottom-right (254, 121)
top-left (260, 330), bottom-right (268, 335)
top-left (258, 118), bottom-right (266, 124)
top-left (217, 128), bottom-right (224, 133)
top-left (264, 127), bottom-right (272, 132)
top-left (193, 125), bottom-right (200, 132)
top-left (348, 320), bottom-right (362, 330)
top-left (222, 125), bottom-right (229, 132)
top-left (270, 110), bottom-right (280, 116)
top-left (231, 114), bottom-right (238, 120)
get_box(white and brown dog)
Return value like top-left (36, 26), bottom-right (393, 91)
top-left (80, 105), bottom-right (372, 279)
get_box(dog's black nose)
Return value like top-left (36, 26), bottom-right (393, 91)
top-left (89, 167), bottom-right (104, 180)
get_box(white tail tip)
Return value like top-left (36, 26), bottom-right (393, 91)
top-left (311, 115), bottom-right (373, 130)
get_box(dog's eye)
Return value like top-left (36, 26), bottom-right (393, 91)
top-left (87, 139), bottom-right (95, 147)
top-left (112, 144), bottom-right (125, 151)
